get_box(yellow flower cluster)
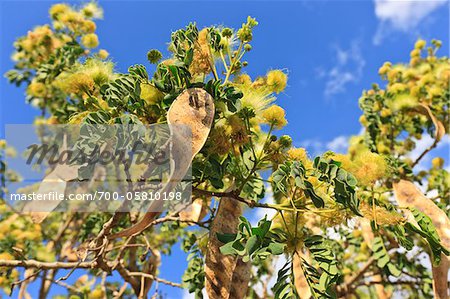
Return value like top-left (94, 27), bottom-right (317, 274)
top-left (189, 28), bottom-right (213, 77)
top-left (232, 69), bottom-right (287, 131)
top-left (50, 2), bottom-right (102, 34)
top-left (227, 114), bottom-right (249, 145)
top-left (140, 83), bottom-right (164, 105)
top-left (431, 157), bottom-right (444, 169)
top-left (360, 202), bottom-right (404, 225)
top-left (27, 81), bottom-right (47, 98)
top-left (360, 39), bottom-right (449, 159)
top-left (81, 33), bottom-right (99, 48)
top-left (261, 105), bottom-right (287, 129)
top-left (208, 126), bottom-right (232, 155)
top-left (54, 59), bottom-right (115, 96)
top-left (14, 25), bottom-right (64, 67)
top-left (57, 73), bottom-right (95, 94)
top-left (287, 147), bottom-right (309, 164)
top-left (378, 39), bottom-right (448, 111)
top-left (98, 49), bottom-right (109, 59)
top-left (266, 70), bottom-right (287, 94)
top-left (332, 150), bottom-right (387, 186)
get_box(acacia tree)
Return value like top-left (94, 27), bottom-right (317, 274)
top-left (1, 2), bottom-right (449, 299)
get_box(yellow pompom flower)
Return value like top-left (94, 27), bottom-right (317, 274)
top-left (81, 2), bottom-right (103, 19)
top-left (410, 48), bottom-right (421, 58)
top-left (415, 39), bottom-right (426, 49)
top-left (227, 114), bottom-right (249, 145)
top-left (234, 74), bottom-right (252, 85)
top-left (81, 33), bottom-right (99, 48)
top-left (287, 147), bottom-right (308, 162)
top-left (62, 73), bottom-right (95, 94)
top-left (427, 86), bottom-right (442, 98)
top-left (262, 105), bottom-right (287, 129)
top-left (359, 115), bottom-right (368, 126)
top-left (387, 94), bottom-right (418, 112)
top-left (266, 70), bottom-right (287, 94)
top-left (387, 69), bottom-right (399, 81)
top-left (239, 84), bottom-right (275, 118)
top-left (208, 126), bottom-right (232, 155)
top-left (98, 49), bottom-right (109, 59)
top-left (431, 157), bottom-right (444, 169)
top-left (140, 83), bottom-right (163, 105)
top-left (78, 59), bottom-right (116, 86)
top-left (352, 151), bottom-right (387, 186)
top-left (378, 62), bottom-right (391, 76)
top-left (388, 83), bottom-right (407, 93)
top-left (49, 3), bottom-right (70, 19)
top-left (380, 108), bottom-right (392, 118)
top-left (27, 82), bottom-right (47, 98)
top-left (251, 77), bottom-right (266, 89)
top-left (59, 11), bottom-right (83, 27)
top-left (82, 20), bottom-right (96, 33)
top-left (410, 57), bottom-right (420, 67)
top-left (189, 28), bottom-right (212, 76)
top-left (360, 202), bottom-right (404, 225)
top-left (0, 252), bottom-right (14, 260)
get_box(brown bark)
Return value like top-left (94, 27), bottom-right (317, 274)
top-left (205, 196), bottom-right (251, 299)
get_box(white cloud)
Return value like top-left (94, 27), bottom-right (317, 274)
top-left (373, 0), bottom-right (447, 44)
top-left (299, 135), bottom-right (350, 156)
top-left (318, 41), bottom-right (366, 97)
top-left (326, 136), bottom-right (349, 153)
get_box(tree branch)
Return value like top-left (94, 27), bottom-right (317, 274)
top-left (0, 259), bottom-right (97, 270)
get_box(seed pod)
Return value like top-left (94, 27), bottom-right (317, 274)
top-left (394, 180), bottom-right (450, 299)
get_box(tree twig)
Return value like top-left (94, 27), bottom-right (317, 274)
top-left (0, 259), bottom-right (97, 270)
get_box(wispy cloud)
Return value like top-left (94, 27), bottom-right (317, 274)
top-left (317, 41), bottom-right (365, 97)
top-left (299, 135), bottom-right (350, 156)
top-left (373, 0), bottom-right (447, 45)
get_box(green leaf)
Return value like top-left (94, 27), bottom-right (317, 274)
top-left (272, 260), bottom-right (299, 299)
top-left (387, 263), bottom-right (401, 277)
top-left (216, 233), bottom-right (237, 244)
top-left (245, 235), bottom-right (261, 256)
top-left (303, 235), bottom-right (340, 298)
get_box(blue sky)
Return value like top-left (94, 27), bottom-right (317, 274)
top-left (0, 0), bottom-right (449, 298)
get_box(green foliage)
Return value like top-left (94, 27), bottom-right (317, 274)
top-left (182, 233), bottom-right (205, 299)
top-left (272, 161), bottom-right (324, 208)
top-left (372, 236), bottom-right (401, 276)
top-left (313, 157), bottom-right (360, 215)
top-left (79, 213), bottom-right (109, 242)
top-left (153, 61), bottom-right (191, 97)
top-left (405, 208), bottom-right (450, 265)
top-left (203, 79), bottom-right (243, 113)
top-left (217, 216), bottom-right (285, 262)
top-left (303, 235), bottom-right (340, 299)
top-left (170, 23), bottom-right (198, 66)
top-left (272, 259), bottom-right (299, 299)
